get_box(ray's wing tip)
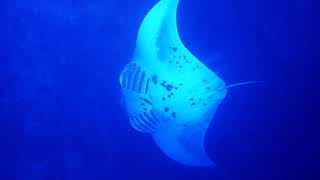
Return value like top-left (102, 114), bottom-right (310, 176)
top-left (191, 157), bottom-right (216, 167)
top-left (206, 159), bottom-right (216, 168)
top-left (172, 156), bottom-right (216, 167)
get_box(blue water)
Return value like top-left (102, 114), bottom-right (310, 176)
top-left (0, 0), bottom-right (318, 179)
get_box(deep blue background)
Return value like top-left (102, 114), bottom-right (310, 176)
top-left (0, 0), bottom-right (319, 179)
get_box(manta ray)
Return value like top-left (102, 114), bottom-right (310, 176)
top-left (119, 0), bottom-right (258, 166)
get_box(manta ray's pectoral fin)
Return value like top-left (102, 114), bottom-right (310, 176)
top-left (153, 118), bottom-right (215, 167)
top-left (135, 0), bottom-right (182, 62)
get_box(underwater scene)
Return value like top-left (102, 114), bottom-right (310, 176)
top-left (0, 0), bottom-right (318, 179)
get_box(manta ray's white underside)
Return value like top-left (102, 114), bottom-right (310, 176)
top-left (119, 0), bottom-right (227, 166)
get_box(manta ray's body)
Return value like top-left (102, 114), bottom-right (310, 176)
top-left (119, 0), bottom-right (226, 166)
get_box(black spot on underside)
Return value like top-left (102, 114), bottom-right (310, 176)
top-left (152, 75), bottom-right (158, 84)
top-left (171, 47), bottom-right (177, 52)
top-left (161, 81), bottom-right (166, 87)
top-left (166, 84), bottom-right (174, 91)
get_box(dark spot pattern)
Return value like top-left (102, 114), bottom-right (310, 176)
top-left (172, 112), bottom-right (176, 118)
top-left (164, 107), bottom-right (169, 112)
top-left (165, 84), bottom-right (174, 91)
top-left (171, 47), bottom-right (177, 52)
top-left (160, 81), bottom-right (166, 88)
top-left (152, 75), bottom-right (158, 84)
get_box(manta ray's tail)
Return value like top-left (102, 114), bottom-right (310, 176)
top-left (216, 81), bottom-right (264, 91)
